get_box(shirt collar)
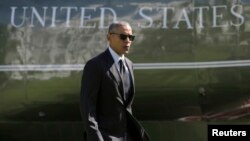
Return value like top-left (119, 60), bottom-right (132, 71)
top-left (108, 46), bottom-right (125, 63)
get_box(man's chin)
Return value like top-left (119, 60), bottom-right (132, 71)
top-left (124, 50), bottom-right (129, 55)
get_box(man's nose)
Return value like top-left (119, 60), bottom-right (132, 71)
top-left (124, 37), bottom-right (130, 42)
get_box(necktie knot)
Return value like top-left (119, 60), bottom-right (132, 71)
top-left (119, 59), bottom-right (125, 74)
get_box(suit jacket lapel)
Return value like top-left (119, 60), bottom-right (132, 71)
top-left (125, 59), bottom-right (135, 87)
top-left (104, 49), bottom-right (125, 103)
top-left (109, 63), bottom-right (121, 85)
top-left (125, 58), bottom-right (135, 106)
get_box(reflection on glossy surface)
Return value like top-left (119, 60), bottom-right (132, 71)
top-left (0, 0), bottom-right (250, 141)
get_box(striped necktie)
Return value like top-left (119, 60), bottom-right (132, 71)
top-left (119, 59), bottom-right (131, 101)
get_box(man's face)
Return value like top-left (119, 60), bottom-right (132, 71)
top-left (107, 25), bottom-right (133, 56)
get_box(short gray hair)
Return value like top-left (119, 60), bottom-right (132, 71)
top-left (108, 21), bottom-right (131, 33)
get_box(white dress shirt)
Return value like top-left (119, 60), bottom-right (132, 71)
top-left (108, 46), bottom-right (129, 73)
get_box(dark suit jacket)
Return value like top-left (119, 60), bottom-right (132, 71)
top-left (80, 49), bottom-right (150, 141)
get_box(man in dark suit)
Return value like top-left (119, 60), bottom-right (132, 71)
top-left (80, 21), bottom-right (150, 141)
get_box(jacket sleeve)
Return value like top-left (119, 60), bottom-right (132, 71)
top-left (80, 59), bottom-right (104, 141)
